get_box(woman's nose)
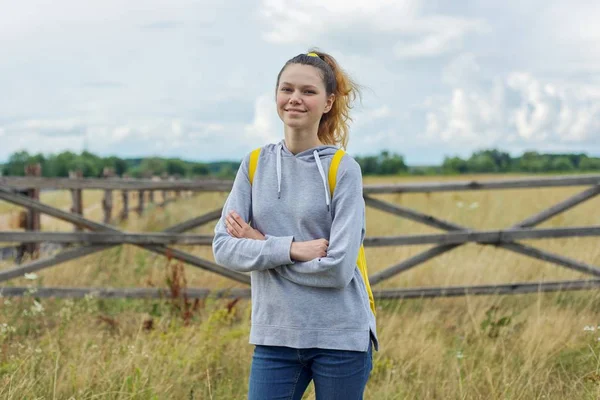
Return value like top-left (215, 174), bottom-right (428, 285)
top-left (289, 90), bottom-right (301, 104)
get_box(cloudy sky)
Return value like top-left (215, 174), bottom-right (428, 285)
top-left (1, 0), bottom-right (599, 164)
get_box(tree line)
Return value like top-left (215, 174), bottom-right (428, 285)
top-left (1, 149), bottom-right (599, 179)
top-left (0, 150), bottom-right (237, 179)
top-left (439, 150), bottom-right (600, 174)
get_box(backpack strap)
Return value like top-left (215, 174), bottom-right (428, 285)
top-left (248, 147), bottom-right (262, 185)
top-left (328, 149), bottom-right (346, 198)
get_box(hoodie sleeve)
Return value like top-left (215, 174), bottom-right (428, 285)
top-left (274, 157), bottom-right (365, 289)
top-left (212, 151), bottom-right (295, 272)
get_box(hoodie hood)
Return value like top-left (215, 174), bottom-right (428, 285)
top-left (275, 139), bottom-right (340, 211)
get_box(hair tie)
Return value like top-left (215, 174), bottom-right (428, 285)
top-left (307, 52), bottom-right (319, 58)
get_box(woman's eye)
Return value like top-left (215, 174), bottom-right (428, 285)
top-left (281, 88), bottom-right (291, 92)
top-left (305, 90), bottom-right (316, 94)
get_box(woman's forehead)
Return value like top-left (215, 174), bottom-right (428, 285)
top-left (280, 64), bottom-right (324, 87)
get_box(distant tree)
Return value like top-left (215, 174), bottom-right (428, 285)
top-left (166, 158), bottom-right (188, 176)
top-left (72, 156), bottom-right (101, 177)
top-left (518, 151), bottom-right (551, 172)
top-left (442, 156), bottom-right (468, 174)
top-left (580, 157), bottom-right (600, 171)
top-left (378, 151), bottom-right (408, 175)
top-left (5, 151), bottom-right (32, 176)
top-left (140, 157), bottom-right (167, 176)
top-left (549, 156), bottom-right (575, 171)
top-left (467, 153), bottom-right (497, 172)
top-left (356, 156), bottom-right (379, 175)
top-left (104, 156), bottom-right (128, 176)
top-left (482, 149), bottom-right (511, 171)
top-left (216, 164), bottom-right (235, 179)
top-left (190, 162), bottom-right (210, 176)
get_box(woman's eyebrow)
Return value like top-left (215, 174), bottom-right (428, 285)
top-left (280, 82), bottom-right (319, 89)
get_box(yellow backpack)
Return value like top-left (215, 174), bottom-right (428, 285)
top-left (248, 147), bottom-right (376, 315)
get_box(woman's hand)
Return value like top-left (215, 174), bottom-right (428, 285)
top-left (225, 211), bottom-right (266, 240)
top-left (225, 210), bottom-right (329, 262)
top-left (290, 239), bottom-right (329, 262)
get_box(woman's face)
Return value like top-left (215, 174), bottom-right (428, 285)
top-left (276, 64), bottom-right (334, 131)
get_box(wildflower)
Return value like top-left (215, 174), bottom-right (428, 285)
top-left (456, 202), bottom-right (464, 208)
top-left (31, 300), bottom-right (44, 314)
top-left (456, 351), bottom-right (465, 359)
top-left (0, 323), bottom-right (16, 334)
top-left (469, 202), bottom-right (479, 209)
top-left (584, 326), bottom-right (596, 331)
top-left (24, 273), bottom-right (38, 280)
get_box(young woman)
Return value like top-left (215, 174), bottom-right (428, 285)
top-left (212, 49), bottom-right (378, 400)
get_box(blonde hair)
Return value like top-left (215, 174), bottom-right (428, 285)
top-left (275, 49), bottom-right (362, 150)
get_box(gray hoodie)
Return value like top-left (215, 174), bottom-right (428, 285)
top-left (212, 139), bottom-right (378, 352)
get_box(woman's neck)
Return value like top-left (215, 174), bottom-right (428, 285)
top-left (283, 127), bottom-right (323, 155)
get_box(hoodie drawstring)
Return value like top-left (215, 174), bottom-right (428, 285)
top-left (313, 150), bottom-right (331, 211)
top-left (276, 143), bottom-right (282, 199)
top-left (275, 144), bottom-right (331, 210)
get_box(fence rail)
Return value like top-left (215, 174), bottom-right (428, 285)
top-left (2, 174), bottom-right (599, 192)
top-left (1, 172), bottom-right (599, 300)
top-left (1, 225), bottom-right (599, 246)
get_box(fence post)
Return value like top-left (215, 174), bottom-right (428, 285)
top-left (161, 172), bottom-right (168, 206)
top-left (120, 173), bottom-right (129, 221)
top-left (102, 167), bottom-right (115, 224)
top-left (174, 173), bottom-right (182, 198)
top-left (17, 163), bottom-right (41, 262)
top-left (149, 176), bottom-right (155, 204)
top-left (137, 189), bottom-right (145, 216)
top-left (143, 172), bottom-right (155, 204)
top-left (69, 170), bottom-right (84, 232)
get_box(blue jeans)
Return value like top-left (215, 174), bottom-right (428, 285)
top-left (248, 342), bottom-right (373, 400)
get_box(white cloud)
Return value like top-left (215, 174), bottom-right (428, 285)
top-left (442, 53), bottom-right (481, 86)
top-left (0, 0), bottom-right (217, 41)
top-left (259, 0), bottom-right (421, 42)
top-left (507, 72), bottom-right (556, 141)
top-left (259, 0), bottom-right (487, 58)
top-left (424, 56), bottom-right (600, 149)
top-left (392, 17), bottom-right (488, 59)
top-left (425, 87), bottom-right (503, 145)
top-left (542, 2), bottom-right (600, 44)
top-left (355, 105), bottom-right (391, 124)
top-left (111, 126), bottom-right (131, 142)
top-left (244, 94), bottom-right (282, 145)
top-left (369, 105), bottom-right (391, 119)
top-left (19, 118), bottom-right (86, 137)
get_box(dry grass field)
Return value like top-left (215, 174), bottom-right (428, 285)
top-left (1, 174), bottom-right (600, 399)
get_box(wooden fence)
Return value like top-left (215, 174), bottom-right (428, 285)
top-left (0, 173), bottom-right (599, 300)
top-left (0, 165), bottom-right (200, 262)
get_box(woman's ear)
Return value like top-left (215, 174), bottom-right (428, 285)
top-left (324, 94), bottom-right (335, 114)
